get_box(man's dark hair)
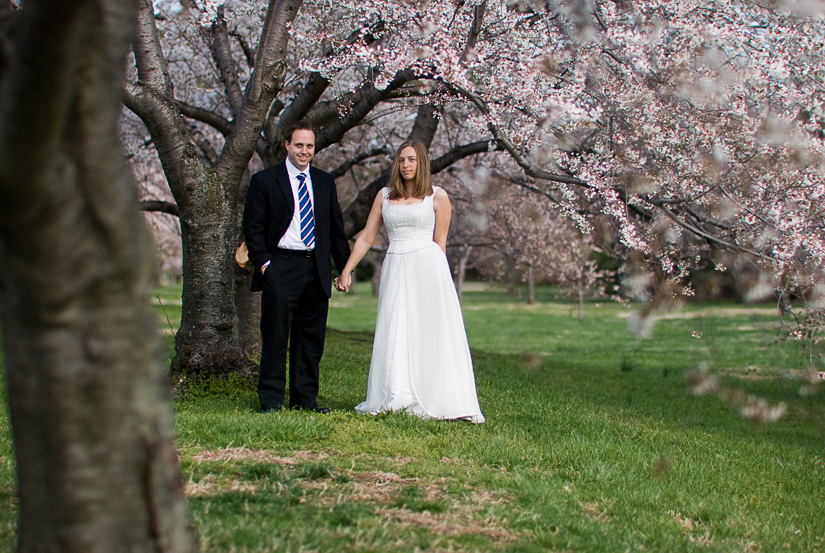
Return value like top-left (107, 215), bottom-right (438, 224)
top-left (285, 121), bottom-right (315, 143)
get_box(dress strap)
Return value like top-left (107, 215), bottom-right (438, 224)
top-left (381, 187), bottom-right (390, 202)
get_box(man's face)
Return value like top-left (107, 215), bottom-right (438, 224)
top-left (285, 129), bottom-right (315, 170)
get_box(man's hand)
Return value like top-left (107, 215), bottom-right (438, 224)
top-left (334, 271), bottom-right (352, 292)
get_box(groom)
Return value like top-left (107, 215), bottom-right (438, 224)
top-left (243, 121), bottom-right (350, 413)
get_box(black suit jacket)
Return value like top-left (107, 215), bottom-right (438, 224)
top-left (242, 162), bottom-right (350, 295)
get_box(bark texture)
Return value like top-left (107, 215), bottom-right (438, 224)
top-left (0, 1), bottom-right (193, 551)
top-left (234, 171), bottom-right (262, 357)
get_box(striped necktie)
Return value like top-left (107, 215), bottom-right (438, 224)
top-left (296, 173), bottom-right (315, 248)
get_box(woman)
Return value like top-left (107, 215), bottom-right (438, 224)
top-left (335, 140), bottom-right (484, 423)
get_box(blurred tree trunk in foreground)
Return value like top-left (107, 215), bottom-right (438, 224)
top-left (0, 1), bottom-right (194, 551)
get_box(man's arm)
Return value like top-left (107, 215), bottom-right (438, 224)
top-left (242, 173), bottom-right (272, 272)
top-left (328, 176), bottom-right (351, 274)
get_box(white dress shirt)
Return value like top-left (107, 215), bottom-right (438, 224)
top-left (278, 158), bottom-right (315, 251)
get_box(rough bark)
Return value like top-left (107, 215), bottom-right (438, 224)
top-left (0, 1), bottom-right (193, 551)
top-left (174, 187), bottom-right (251, 377)
top-left (234, 170), bottom-right (262, 358)
top-left (208, 6), bottom-right (244, 118)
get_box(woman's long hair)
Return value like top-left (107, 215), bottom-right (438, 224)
top-left (386, 140), bottom-right (432, 200)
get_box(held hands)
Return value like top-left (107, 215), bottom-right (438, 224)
top-left (334, 271), bottom-right (353, 293)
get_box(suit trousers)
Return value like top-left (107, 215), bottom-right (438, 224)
top-left (259, 251), bottom-right (329, 410)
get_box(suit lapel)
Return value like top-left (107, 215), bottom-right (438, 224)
top-left (275, 162), bottom-right (294, 217)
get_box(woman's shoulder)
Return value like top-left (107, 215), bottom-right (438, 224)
top-left (431, 186), bottom-right (450, 210)
top-left (374, 187), bottom-right (390, 205)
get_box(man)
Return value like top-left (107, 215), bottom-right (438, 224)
top-left (243, 121), bottom-right (350, 413)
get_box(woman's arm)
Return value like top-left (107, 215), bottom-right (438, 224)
top-left (335, 191), bottom-right (384, 292)
top-left (432, 187), bottom-right (451, 254)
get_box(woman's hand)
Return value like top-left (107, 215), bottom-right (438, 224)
top-left (334, 271), bottom-right (352, 292)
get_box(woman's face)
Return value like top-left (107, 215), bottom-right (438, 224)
top-left (398, 146), bottom-right (418, 183)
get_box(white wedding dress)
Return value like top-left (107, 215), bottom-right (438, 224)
top-left (354, 187), bottom-right (485, 423)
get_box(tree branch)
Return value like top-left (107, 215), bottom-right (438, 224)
top-left (229, 28), bottom-right (255, 69)
top-left (304, 99), bottom-right (341, 129)
top-left (208, 6), bottom-right (244, 118)
top-left (189, 126), bottom-right (219, 166)
top-left (133, 0), bottom-right (173, 98)
top-left (176, 101), bottom-right (233, 136)
top-left (128, 1), bottom-right (195, 187)
top-left (460, 0), bottom-right (486, 63)
top-left (140, 200), bottom-right (179, 216)
top-left (448, 83), bottom-right (588, 186)
top-left (264, 71), bottom-right (330, 165)
top-left (342, 137), bottom-right (502, 237)
top-left (215, 0), bottom-right (302, 186)
top-left (123, 82), bottom-right (191, 189)
top-left (315, 69), bottom-right (419, 152)
top-left (659, 205), bottom-right (768, 259)
top-left (329, 147), bottom-right (389, 179)
top-left (407, 104), bottom-right (440, 148)
top-left (263, 19), bottom-right (388, 164)
top-left (431, 139), bottom-right (503, 173)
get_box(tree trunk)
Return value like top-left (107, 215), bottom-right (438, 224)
top-left (368, 253), bottom-right (384, 298)
top-left (455, 244), bottom-right (473, 303)
top-left (527, 265), bottom-right (536, 304)
top-left (505, 256), bottom-right (517, 296)
top-left (235, 262), bottom-right (262, 357)
top-left (171, 191), bottom-right (254, 377)
top-left (235, 170), bottom-right (261, 358)
top-left (578, 266), bottom-right (586, 323)
top-left (0, 1), bottom-right (193, 551)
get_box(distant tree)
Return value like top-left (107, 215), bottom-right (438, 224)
top-left (0, 1), bottom-right (193, 551)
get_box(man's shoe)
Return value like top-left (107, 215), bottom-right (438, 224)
top-left (293, 404), bottom-right (330, 414)
top-left (261, 404), bottom-right (282, 413)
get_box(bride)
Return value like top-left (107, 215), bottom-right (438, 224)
top-left (335, 140), bottom-right (484, 423)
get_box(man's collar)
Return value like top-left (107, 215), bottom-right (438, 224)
top-left (285, 158), bottom-right (310, 180)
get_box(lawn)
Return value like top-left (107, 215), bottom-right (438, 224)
top-left (1, 283), bottom-right (824, 552)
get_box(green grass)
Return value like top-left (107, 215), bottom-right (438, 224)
top-left (1, 283), bottom-right (824, 551)
top-left (152, 282), bottom-right (182, 364)
top-left (0, 365), bottom-right (15, 549)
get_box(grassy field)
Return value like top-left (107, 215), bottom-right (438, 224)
top-left (1, 283), bottom-right (824, 551)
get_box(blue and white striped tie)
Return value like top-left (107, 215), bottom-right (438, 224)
top-left (296, 173), bottom-right (315, 248)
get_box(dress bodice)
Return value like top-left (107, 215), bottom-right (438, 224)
top-left (382, 187), bottom-right (437, 254)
